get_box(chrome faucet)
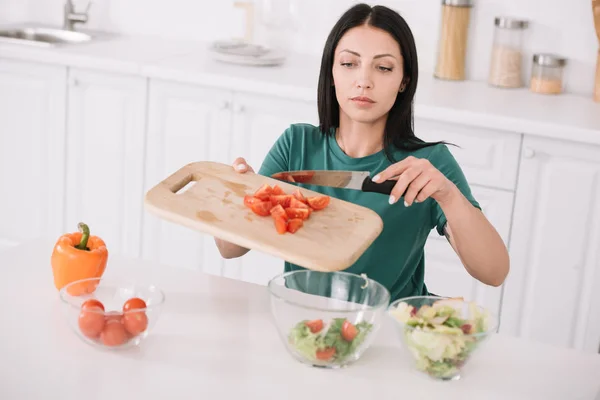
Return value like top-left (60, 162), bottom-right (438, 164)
top-left (63, 0), bottom-right (92, 31)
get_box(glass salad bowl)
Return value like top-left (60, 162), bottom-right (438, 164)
top-left (59, 277), bottom-right (165, 350)
top-left (268, 270), bottom-right (391, 368)
top-left (387, 296), bottom-right (498, 381)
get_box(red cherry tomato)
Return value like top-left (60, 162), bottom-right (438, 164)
top-left (81, 299), bottom-right (105, 311)
top-left (78, 307), bottom-right (105, 339)
top-left (123, 297), bottom-right (147, 312)
top-left (341, 320), bottom-right (358, 341)
top-left (101, 320), bottom-right (128, 346)
top-left (123, 312), bottom-right (148, 336)
top-left (105, 310), bottom-right (123, 323)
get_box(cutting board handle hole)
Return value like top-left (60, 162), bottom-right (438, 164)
top-left (175, 180), bottom-right (196, 195)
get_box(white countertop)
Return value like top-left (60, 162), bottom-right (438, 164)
top-left (1, 24), bottom-right (600, 146)
top-left (1, 239), bottom-right (599, 399)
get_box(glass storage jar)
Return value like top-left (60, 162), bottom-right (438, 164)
top-left (529, 53), bottom-right (567, 95)
top-left (488, 17), bottom-right (528, 88)
top-left (434, 0), bottom-right (474, 81)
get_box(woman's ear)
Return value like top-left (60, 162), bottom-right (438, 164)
top-left (399, 78), bottom-right (410, 92)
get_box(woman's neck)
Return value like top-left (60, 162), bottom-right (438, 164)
top-left (335, 111), bottom-right (386, 158)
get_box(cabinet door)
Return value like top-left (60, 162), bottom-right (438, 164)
top-left (502, 137), bottom-right (600, 354)
top-left (423, 186), bottom-right (514, 319)
top-left (64, 69), bottom-right (147, 259)
top-left (142, 79), bottom-right (233, 275)
top-left (225, 92), bottom-right (318, 284)
top-left (0, 59), bottom-right (67, 251)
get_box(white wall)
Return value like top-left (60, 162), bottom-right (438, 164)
top-left (1, 0), bottom-right (597, 97)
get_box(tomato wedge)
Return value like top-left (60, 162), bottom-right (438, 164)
top-left (292, 189), bottom-right (308, 203)
top-left (316, 347), bottom-right (336, 361)
top-left (341, 320), bottom-right (358, 341)
top-left (307, 196), bottom-right (330, 211)
top-left (243, 195), bottom-right (262, 208)
top-left (253, 184), bottom-right (273, 201)
top-left (285, 208), bottom-right (311, 220)
top-left (270, 194), bottom-right (293, 208)
top-left (270, 204), bottom-right (288, 221)
top-left (287, 218), bottom-right (303, 233)
top-left (290, 198), bottom-right (310, 209)
top-left (273, 215), bottom-right (287, 234)
top-left (271, 185), bottom-right (285, 195)
top-left (305, 319), bottom-right (324, 333)
top-left (250, 200), bottom-right (273, 216)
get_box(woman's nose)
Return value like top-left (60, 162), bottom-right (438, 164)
top-left (355, 68), bottom-right (373, 89)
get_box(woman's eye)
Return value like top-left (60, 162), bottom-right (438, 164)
top-left (378, 66), bottom-right (393, 72)
top-left (340, 62), bottom-right (355, 68)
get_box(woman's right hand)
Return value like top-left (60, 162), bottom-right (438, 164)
top-left (214, 157), bottom-right (254, 259)
top-left (233, 157), bottom-right (254, 174)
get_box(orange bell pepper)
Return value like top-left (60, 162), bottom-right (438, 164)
top-left (51, 222), bottom-right (108, 295)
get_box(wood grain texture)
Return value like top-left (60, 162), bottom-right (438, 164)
top-left (144, 161), bottom-right (384, 272)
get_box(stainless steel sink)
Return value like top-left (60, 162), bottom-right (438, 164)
top-left (0, 26), bottom-right (92, 47)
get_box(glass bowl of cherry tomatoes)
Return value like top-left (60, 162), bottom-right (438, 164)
top-left (59, 277), bottom-right (165, 349)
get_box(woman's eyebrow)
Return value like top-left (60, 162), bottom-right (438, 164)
top-left (339, 49), bottom-right (397, 59)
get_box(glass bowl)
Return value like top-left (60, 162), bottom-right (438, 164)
top-left (387, 296), bottom-right (498, 381)
top-left (59, 277), bottom-right (165, 350)
top-left (268, 270), bottom-right (391, 368)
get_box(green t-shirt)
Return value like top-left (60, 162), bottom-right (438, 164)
top-left (257, 123), bottom-right (480, 301)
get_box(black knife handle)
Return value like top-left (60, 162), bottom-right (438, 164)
top-left (361, 177), bottom-right (397, 196)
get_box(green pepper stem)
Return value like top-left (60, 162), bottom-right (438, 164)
top-left (75, 222), bottom-right (90, 250)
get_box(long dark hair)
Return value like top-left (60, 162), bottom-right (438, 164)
top-left (317, 4), bottom-right (446, 160)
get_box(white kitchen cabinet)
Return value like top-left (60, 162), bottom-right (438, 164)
top-left (64, 68), bottom-right (147, 259)
top-left (141, 79), bottom-right (233, 275)
top-left (223, 91), bottom-right (318, 284)
top-left (0, 59), bottom-right (67, 252)
top-left (502, 136), bottom-right (600, 354)
top-left (423, 185), bottom-right (514, 320)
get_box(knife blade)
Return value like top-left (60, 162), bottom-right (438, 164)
top-left (271, 170), bottom-right (397, 196)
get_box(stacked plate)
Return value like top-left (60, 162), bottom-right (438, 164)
top-left (210, 39), bottom-right (287, 66)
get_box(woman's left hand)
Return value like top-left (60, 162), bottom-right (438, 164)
top-left (372, 156), bottom-right (457, 206)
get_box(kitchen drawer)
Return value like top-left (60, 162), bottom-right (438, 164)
top-left (414, 118), bottom-right (522, 191)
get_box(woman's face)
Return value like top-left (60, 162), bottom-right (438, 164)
top-left (332, 24), bottom-right (405, 125)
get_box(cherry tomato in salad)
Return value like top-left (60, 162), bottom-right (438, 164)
top-left (316, 347), bottom-right (336, 361)
top-left (123, 297), bottom-right (147, 312)
top-left (304, 319), bottom-right (323, 333)
top-left (341, 320), bottom-right (358, 341)
top-left (78, 307), bottom-right (105, 339)
top-left (81, 299), bottom-right (104, 311)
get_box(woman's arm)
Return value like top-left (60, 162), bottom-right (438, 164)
top-left (372, 155), bottom-right (510, 287)
top-left (437, 186), bottom-right (509, 286)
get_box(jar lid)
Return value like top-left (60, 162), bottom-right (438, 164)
top-left (442, 0), bottom-right (473, 7)
top-left (533, 53), bottom-right (567, 67)
top-left (494, 17), bottom-right (528, 29)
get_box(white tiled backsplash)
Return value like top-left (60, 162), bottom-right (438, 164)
top-left (1, 0), bottom-right (597, 97)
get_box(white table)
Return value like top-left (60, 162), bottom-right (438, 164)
top-left (1, 239), bottom-right (599, 400)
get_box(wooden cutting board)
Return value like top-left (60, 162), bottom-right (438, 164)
top-left (144, 161), bottom-right (384, 272)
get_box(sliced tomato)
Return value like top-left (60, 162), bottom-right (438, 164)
top-left (292, 188), bottom-right (308, 203)
top-left (253, 184), bottom-right (273, 200)
top-left (307, 196), bottom-right (330, 211)
top-left (290, 172), bottom-right (315, 183)
top-left (250, 200), bottom-right (273, 216)
top-left (305, 319), bottom-right (324, 333)
top-left (316, 347), bottom-right (336, 361)
top-left (273, 215), bottom-right (287, 234)
top-left (271, 185), bottom-right (285, 195)
top-left (285, 175), bottom-right (296, 183)
top-left (270, 204), bottom-right (288, 221)
top-left (290, 197), bottom-right (310, 209)
top-left (341, 320), bottom-right (358, 341)
top-left (243, 195), bottom-right (262, 208)
top-left (285, 207), bottom-right (311, 220)
top-left (287, 218), bottom-right (303, 233)
top-left (270, 194), bottom-right (293, 208)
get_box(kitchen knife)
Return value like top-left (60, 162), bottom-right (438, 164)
top-left (271, 170), bottom-right (397, 196)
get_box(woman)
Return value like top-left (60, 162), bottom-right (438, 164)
top-left (215, 3), bottom-right (509, 301)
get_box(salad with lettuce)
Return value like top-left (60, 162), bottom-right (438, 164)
top-left (388, 298), bottom-right (492, 380)
top-left (287, 318), bottom-right (373, 365)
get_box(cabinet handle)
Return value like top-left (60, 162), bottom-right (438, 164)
top-left (523, 147), bottom-right (535, 158)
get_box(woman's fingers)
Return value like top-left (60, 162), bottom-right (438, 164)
top-left (232, 157), bottom-right (254, 173)
top-left (372, 156), bottom-right (415, 183)
top-left (389, 167), bottom-right (422, 204)
top-left (403, 173), bottom-right (432, 206)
